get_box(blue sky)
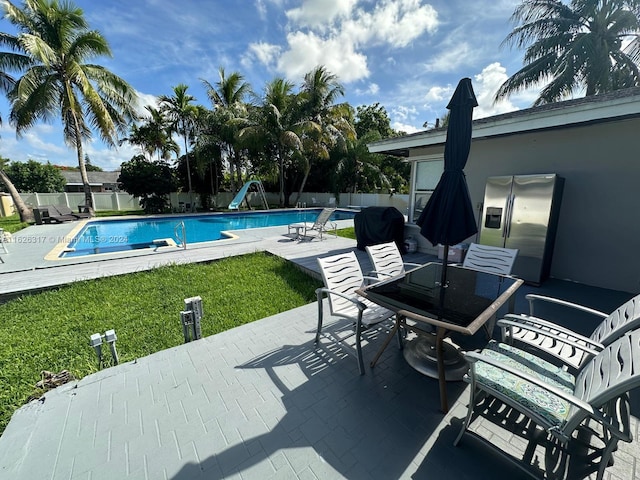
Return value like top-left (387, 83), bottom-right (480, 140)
top-left (0, 0), bottom-right (544, 170)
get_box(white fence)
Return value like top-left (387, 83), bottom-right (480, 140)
top-left (18, 192), bottom-right (142, 212)
top-left (8, 191), bottom-right (409, 215)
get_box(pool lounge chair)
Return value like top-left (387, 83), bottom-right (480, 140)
top-left (38, 205), bottom-right (78, 224)
top-left (55, 205), bottom-right (91, 219)
top-left (288, 207), bottom-right (337, 241)
top-left (37, 205), bottom-right (91, 224)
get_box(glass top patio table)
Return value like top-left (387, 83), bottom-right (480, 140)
top-left (357, 262), bottom-right (523, 412)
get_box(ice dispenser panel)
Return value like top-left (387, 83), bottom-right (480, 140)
top-left (484, 207), bottom-right (502, 229)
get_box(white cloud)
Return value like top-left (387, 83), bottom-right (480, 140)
top-left (84, 142), bottom-right (137, 171)
top-left (392, 104), bottom-right (419, 122)
top-left (254, 0), bottom-right (439, 84)
top-left (362, 0), bottom-right (438, 48)
top-left (276, 31), bottom-right (369, 83)
top-left (424, 42), bottom-right (472, 73)
top-left (472, 62), bottom-right (521, 118)
top-left (135, 91), bottom-right (161, 116)
top-left (255, 0), bottom-right (268, 21)
top-left (424, 85), bottom-right (454, 104)
top-left (392, 121), bottom-right (421, 134)
top-left (355, 83), bottom-right (380, 96)
top-left (390, 104), bottom-right (422, 133)
top-left (245, 42), bottom-right (282, 68)
top-left (286, 0), bottom-right (357, 28)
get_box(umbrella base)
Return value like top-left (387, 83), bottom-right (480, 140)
top-left (403, 334), bottom-right (468, 381)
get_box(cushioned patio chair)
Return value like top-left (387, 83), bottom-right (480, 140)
top-left (454, 329), bottom-right (640, 480)
top-left (365, 241), bottom-right (422, 279)
top-left (315, 251), bottom-right (396, 375)
top-left (288, 207), bottom-right (337, 241)
top-left (462, 243), bottom-right (519, 276)
top-left (498, 293), bottom-right (640, 371)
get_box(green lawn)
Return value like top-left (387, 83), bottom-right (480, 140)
top-left (0, 252), bottom-right (322, 435)
top-left (0, 214), bottom-right (30, 233)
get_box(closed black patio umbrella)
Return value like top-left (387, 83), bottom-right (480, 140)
top-left (417, 77), bottom-right (478, 289)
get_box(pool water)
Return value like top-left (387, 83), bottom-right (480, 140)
top-left (61, 209), bottom-right (355, 258)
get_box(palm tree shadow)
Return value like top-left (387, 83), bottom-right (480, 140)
top-left (170, 326), bottom-right (465, 479)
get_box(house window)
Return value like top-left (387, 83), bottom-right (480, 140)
top-left (411, 158), bottom-right (443, 222)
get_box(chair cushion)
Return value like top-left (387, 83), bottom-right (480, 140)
top-left (475, 341), bottom-right (576, 426)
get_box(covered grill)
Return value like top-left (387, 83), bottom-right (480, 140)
top-left (354, 206), bottom-right (405, 251)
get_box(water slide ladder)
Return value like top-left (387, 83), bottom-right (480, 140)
top-left (228, 180), bottom-right (269, 210)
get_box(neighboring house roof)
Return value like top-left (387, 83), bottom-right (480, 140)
top-left (369, 87), bottom-right (640, 157)
top-left (60, 171), bottom-right (120, 186)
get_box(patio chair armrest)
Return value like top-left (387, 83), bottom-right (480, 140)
top-left (464, 350), bottom-right (594, 414)
top-left (315, 287), bottom-right (366, 311)
top-left (498, 315), bottom-right (605, 352)
top-left (525, 294), bottom-right (608, 318)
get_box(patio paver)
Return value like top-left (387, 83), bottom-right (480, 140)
top-left (0, 219), bottom-right (638, 479)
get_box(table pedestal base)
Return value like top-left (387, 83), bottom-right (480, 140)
top-left (403, 335), bottom-right (468, 381)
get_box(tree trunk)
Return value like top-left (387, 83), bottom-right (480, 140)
top-left (0, 169), bottom-right (34, 223)
top-left (182, 122), bottom-right (194, 212)
top-left (277, 151), bottom-right (284, 208)
top-left (293, 164), bottom-right (311, 206)
top-left (72, 112), bottom-right (95, 215)
top-left (228, 146), bottom-right (237, 195)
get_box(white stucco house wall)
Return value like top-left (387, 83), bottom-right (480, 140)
top-left (368, 87), bottom-right (640, 294)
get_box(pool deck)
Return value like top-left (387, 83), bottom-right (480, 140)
top-left (0, 217), bottom-right (356, 299)
top-left (0, 218), bottom-right (639, 479)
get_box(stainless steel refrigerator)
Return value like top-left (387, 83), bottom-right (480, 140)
top-left (478, 174), bottom-right (564, 285)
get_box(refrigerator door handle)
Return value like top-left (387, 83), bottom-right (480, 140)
top-left (504, 193), bottom-right (515, 239)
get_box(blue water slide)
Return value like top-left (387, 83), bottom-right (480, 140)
top-left (228, 181), bottom-right (260, 210)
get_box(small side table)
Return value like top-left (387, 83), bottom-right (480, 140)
top-left (288, 223), bottom-right (306, 241)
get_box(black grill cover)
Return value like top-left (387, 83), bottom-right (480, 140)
top-left (354, 206), bottom-right (405, 251)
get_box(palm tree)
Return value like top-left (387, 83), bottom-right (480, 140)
top-left (238, 78), bottom-right (303, 207)
top-left (201, 68), bottom-right (252, 194)
top-left (496, 0), bottom-right (640, 105)
top-left (121, 106), bottom-right (178, 162)
top-left (295, 66), bottom-right (354, 205)
top-left (0, 0), bottom-right (138, 213)
top-left (0, 155), bottom-right (34, 223)
top-left (336, 130), bottom-right (390, 194)
top-left (158, 84), bottom-right (199, 212)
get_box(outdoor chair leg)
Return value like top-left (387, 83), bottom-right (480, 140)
top-left (315, 290), bottom-right (324, 344)
top-left (355, 311), bottom-right (365, 375)
top-left (454, 372), bottom-right (477, 446)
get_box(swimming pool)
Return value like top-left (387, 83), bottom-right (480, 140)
top-left (60, 209), bottom-right (355, 258)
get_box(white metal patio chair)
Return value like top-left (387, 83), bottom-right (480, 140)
top-left (288, 207), bottom-right (337, 240)
top-left (456, 243), bottom-right (518, 337)
top-left (462, 243), bottom-right (519, 276)
top-left (315, 251), bottom-right (396, 375)
top-left (365, 241), bottom-right (422, 279)
top-left (498, 292), bottom-right (640, 371)
top-left (454, 328), bottom-right (640, 480)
